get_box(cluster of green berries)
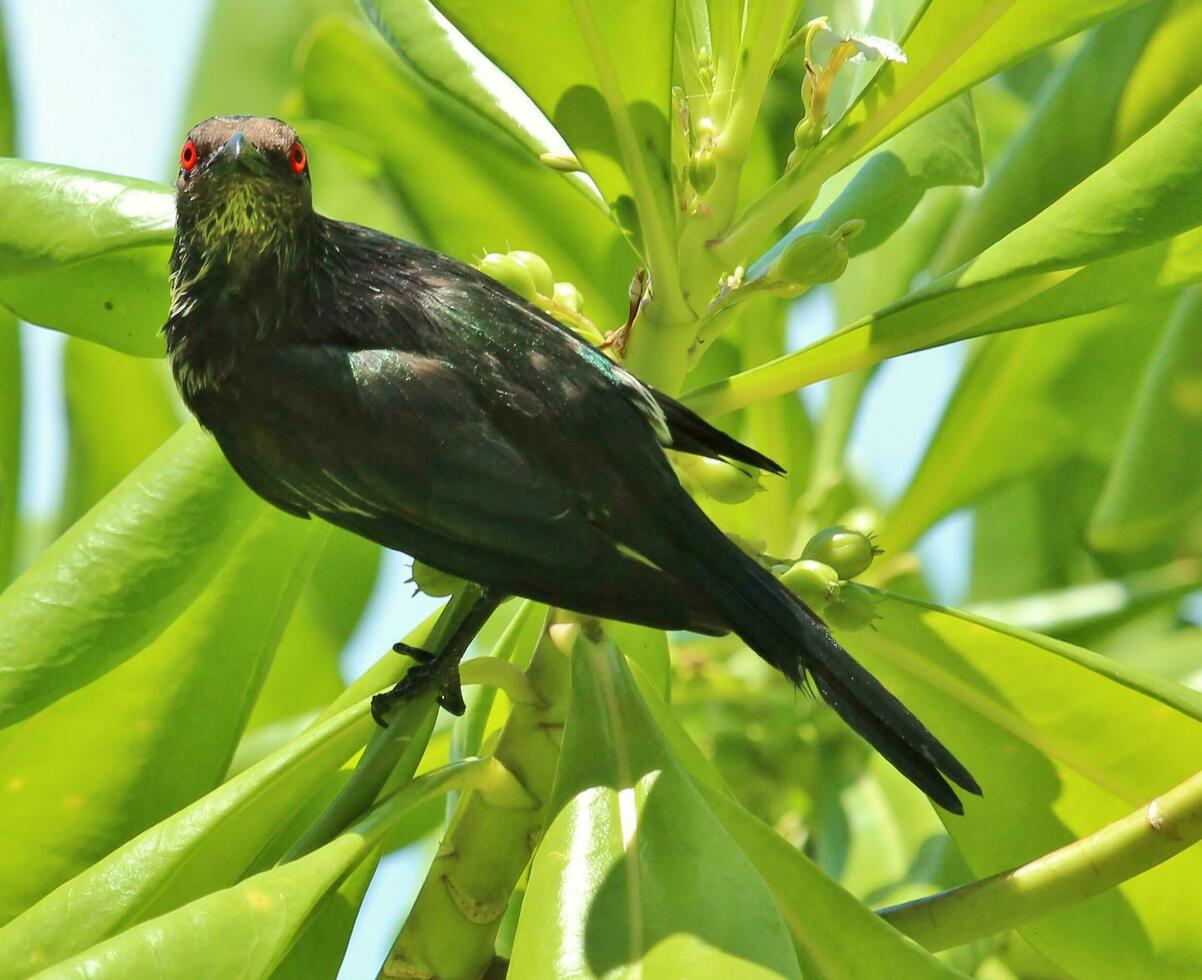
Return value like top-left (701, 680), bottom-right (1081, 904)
top-left (777, 526), bottom-right (883, 631)
top-left (476, 250), bottom-right (585, 315)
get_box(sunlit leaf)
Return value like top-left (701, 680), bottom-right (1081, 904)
top-left (842, 592), bottom-right (1202, 976)
top-left (0, 312), bottom-right (17, 585)
top-left (511, 631), bottom-right (803, 980)
top-left (0, 424), bottom-right (260, 726)
top-left (0, 699), bottom-right (374, 976)
top-left (0, 510), bottom-right (322, 922)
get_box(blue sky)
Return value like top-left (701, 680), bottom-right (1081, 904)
top-left (2, 1), bottom-right (968, 972)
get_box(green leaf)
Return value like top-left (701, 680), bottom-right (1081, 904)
top-left (0, 6), bottom-right (14, 157)
top-left (884, 296), bottom-right (1171, 551)
top-left (0, 699), bottom-right (374, 976)
top-left (0, 510), bottom-right (322, 922)
top-left (298, 17), bottom-right (631, 326)
top-left (687, 84), bottom-right (1202, 418)
top-left (0, 311), bottom-right (17, 585)
top-left (1090, 287), bottom-right (1202, 551)
top-left (827, 0), bottom-right (1143, 167)
top-left (511, 631), bottom-right (802, 980)
top-left (841, 592), bottom-right (1202, 976)
top-left (34, 762), bottom-right (484, 980)
top-left (0, 424), bottom-right (260, 726)
top-left (60, 341), bottom-right (181, 526)
top-left (936, 3), bottom-right (1165, 271)
top-left (425, 0), bottom-right (677, 284)
top-left (362, 0), bottom-right (605, 210)
top-left (697, 782), bottom-right (961, 978)
top-left (0, 160), bottom-right (171, 355)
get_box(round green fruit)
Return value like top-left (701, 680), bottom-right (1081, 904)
top-left (552, 280), bottom-right (585, 313)
top-left (411, 560), bottom-right (465, 598)
top-left (477, 252), bottom-right (538, 301)
top-left (780, 559), bottom-right (840, 609)
top-left (802, 525), bottom-right (878, 579)
top-left (508, 250), bottom-right (555, 297)
top-left (823, 583), bottom-right (879, 632)
top-left (689, 456), bottom-right (760, 504)
top-left (768, 231), bottom-right (848, 287)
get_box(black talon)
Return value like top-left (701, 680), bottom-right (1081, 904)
top-left (392, 641), bottom-right (436, 663)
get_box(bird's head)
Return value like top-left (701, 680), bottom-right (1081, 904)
top-left (173, 116), bottom-right (313, 270)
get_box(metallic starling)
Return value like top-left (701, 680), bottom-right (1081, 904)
top-left (164, 116), bottom-right (980, 813)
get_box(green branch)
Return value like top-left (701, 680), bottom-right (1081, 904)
top-left (880, 767), bottom-right (1202, 951)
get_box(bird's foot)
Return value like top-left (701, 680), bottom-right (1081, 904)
top-left (371, 652), bottom-right (466, 726)
top-left (392, 641), bottom-right (436, 664)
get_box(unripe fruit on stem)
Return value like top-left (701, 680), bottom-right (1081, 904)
top-left (508, 250), bottom-right (555, 298)
top-left (802, 525), bottom-right (880, 579)
top-left (688, 149), bottom-right (716, 194)
top-left (552, 280), bottom-right (585, 313)
top-left (780, 559), bottom-right (840, 609)
top-left (411, 560), bottom-right (465, 598)
top-left (689, 456), bottom-right (761, 504)
top-left (823, 583), bottom-right (879, 631)
top-left (769, 231), bottom-right (848, 287)
top-left (477, 253), bottom-right (538, 301)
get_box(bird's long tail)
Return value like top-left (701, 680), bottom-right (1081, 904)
top-left (644, 494), bottom-right (981, 813)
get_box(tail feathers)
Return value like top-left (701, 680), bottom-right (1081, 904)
top-left (651, 389), bottom-right (785, 475)
top-left (656, 501), bottom-right (980, 812)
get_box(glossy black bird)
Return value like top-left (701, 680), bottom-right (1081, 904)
top-left (164, 116), bottom-right (980, 813)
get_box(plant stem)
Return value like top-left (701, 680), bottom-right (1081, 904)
top-left (285, 586), bottom-right (490, 859)
top-left (880, 767), bottom-right (1202, 951)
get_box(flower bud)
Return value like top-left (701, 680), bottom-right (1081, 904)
top-left (802, 525), bottom-right (880, 579)
top-left (508, 250), bottom-right (555, 297)
top-left (477, 252), bottom-right (538, 301)
top-left (411, 560), bottom-right (465, 598)
top-left (780, 559), bottom-right (840, 609)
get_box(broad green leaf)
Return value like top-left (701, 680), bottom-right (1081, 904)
top-left (60, 340), bottom-right (181, 526)
top-left (884, 297), bottom-right (1171, 551)
top-left (686, 84), bottom-right (1202, 419)
top-left (0, 160), bottom-right (171, 355)
top-left (427, 0), bottom-right (676, 272)
top-left (511, 632), bottom-right (802, 980)
top-left (697, 782), bottom-right (960, 978)
top-left (35, 762), bottom-right (484, 980)
top-left (0, 510), bottom-right (322, 922)
top-left (0, 700), bottom-right (374, 977)
top-left (0, 424), bottom-right (260, 726)
top-left (179, 0), bottom-right (359, 129)
top-left (0, 312), bottom-right (17, 585)
top-left (362, 0), bottom-right (605, 210)
top-left (936, 3), bottom-right (1164, 271)
top-left (841, 592), bottom-right (1202, 977)
top-left (298, 17), bottom-right (631, 326)
top-left (1090, 288), bottom-right (1202, 551)
top-left (827, 0), bottom-right (1143, 166)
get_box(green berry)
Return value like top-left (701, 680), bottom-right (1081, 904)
top-left (411, 560), bottom-right (465, 598)
top-left (780, 559), bottom-right (840, 609)
top-left (552, 280), bottom-right (585, 313)
top-left (508, 250), bottom-right (555, 297)
top-left (802, 525), bottom-right (879, 579)
top-left (769, 231), bottom-right (848, 287)
top-left (823, 583), bottom-right (879, 632)
top-left (688, 149), bottom-right (716, 194)
top-left (477, 252), bottom-right (537, 301)
top-left (689, 456), bottom-right (760, 504)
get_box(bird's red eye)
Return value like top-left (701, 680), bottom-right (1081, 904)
top-left (289, 141), bottom-right (307, 174)
top-left (180, 139), bottom-right (198, 172)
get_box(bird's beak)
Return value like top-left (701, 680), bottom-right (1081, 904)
top-left (208, 131), bottom-right (272, 177)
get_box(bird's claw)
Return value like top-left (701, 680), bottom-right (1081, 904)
top-left (392, 641), bottom-right (436, 664)
top-left (371, 654), bottom-right (466, 727)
